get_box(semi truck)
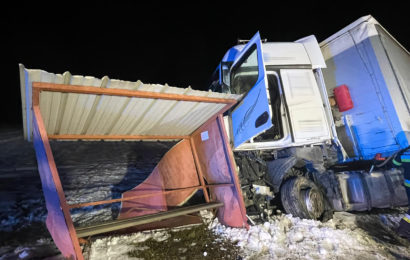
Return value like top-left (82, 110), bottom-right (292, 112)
top-left (209, 15), bottom-right (410, 221)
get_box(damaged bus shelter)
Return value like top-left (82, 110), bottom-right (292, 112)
top-left (19, 64), bottom-right (249, 259)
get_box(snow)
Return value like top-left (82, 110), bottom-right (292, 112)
top-left (69, 210), bottom-right (410, 259)
top-left (85, 226), bottom-right (203, 259)
top-left (210, 212), bottom-right (410, 259)
top-left (18, 249), bottom-right (29, 259)
top-left (0, 129), bottom-right (175, 231)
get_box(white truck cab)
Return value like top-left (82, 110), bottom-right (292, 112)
top-left (211, 32), bottom-right (335, 151)
top-left (210, 24), bottom-right (409, 222)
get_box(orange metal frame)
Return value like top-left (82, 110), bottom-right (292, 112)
top-left (31, 82), bottom-right (247, 260)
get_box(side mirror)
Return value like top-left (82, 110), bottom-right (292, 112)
top-left (221, 61), bottom-right (232, 91)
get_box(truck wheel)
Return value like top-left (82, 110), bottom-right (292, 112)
top-left (280, 176), bottom-right (324, 219)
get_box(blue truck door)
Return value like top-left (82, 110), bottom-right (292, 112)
top-left (231, 32), bottom-right (272, 148)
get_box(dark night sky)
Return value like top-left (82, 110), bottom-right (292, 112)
top-left (2, 3), bottom-right (409, 127)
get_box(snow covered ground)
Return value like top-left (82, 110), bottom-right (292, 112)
top-left (81, 209), bottom-right (410, 260)
top-left (1, 129), bottom-right (410, 259)
top-left (212, 211), bottom-right (410, 259)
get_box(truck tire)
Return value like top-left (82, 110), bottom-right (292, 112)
top-left (280, 176), bottom-right (324, 219)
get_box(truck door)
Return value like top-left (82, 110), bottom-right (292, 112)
top-left (230, 32), bottom-right (272, 148)
top-left (280, 69), bottom-right (330, 143)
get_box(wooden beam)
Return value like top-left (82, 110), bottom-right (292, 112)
top-left (75, 202), bottom-right (223, 237)
top-left (33, 106), bottom-right (84, 259)
top-left (32, 82), bottom-right (237, 104)
top-left (189, 138), bottom-right (210, 203)
top-left (217, 115), bottom-right (249, 229)
top-left (68, 183), bottom-right (233, 209)
top-left (32, 88), bottom-right (40, 106)
top-left (48, 134), bottom-right (189, 140)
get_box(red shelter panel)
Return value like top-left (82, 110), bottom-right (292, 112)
top-left (33, 117), bottom-right (77, 259)
top-left (191, 118), bottom-right (248, 228)
top-left (119, 139), bottom-right (200, 219)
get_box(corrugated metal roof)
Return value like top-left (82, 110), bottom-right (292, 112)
top-left (19, 64), bottom-right (241, 141)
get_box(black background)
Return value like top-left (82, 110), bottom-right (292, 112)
top-left (2, 3), bottom-right (409, 127)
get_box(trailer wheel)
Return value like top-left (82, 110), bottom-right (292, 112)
top-left (280, 176), bottom-right (324, 219)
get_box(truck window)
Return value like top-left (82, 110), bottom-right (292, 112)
top-left (253, 72), bottom-right (284, 141)
top-left (230, 45), bottom-right (259, 94)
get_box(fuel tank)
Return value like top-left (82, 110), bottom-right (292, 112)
top-left (326, 168), bottom-right (408, 211)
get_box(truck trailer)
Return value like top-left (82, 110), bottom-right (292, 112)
top-left (210, 15), bottom-right (409, 221)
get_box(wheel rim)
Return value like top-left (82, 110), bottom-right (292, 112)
top-left (301, 188), bottom-right (324, 219)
